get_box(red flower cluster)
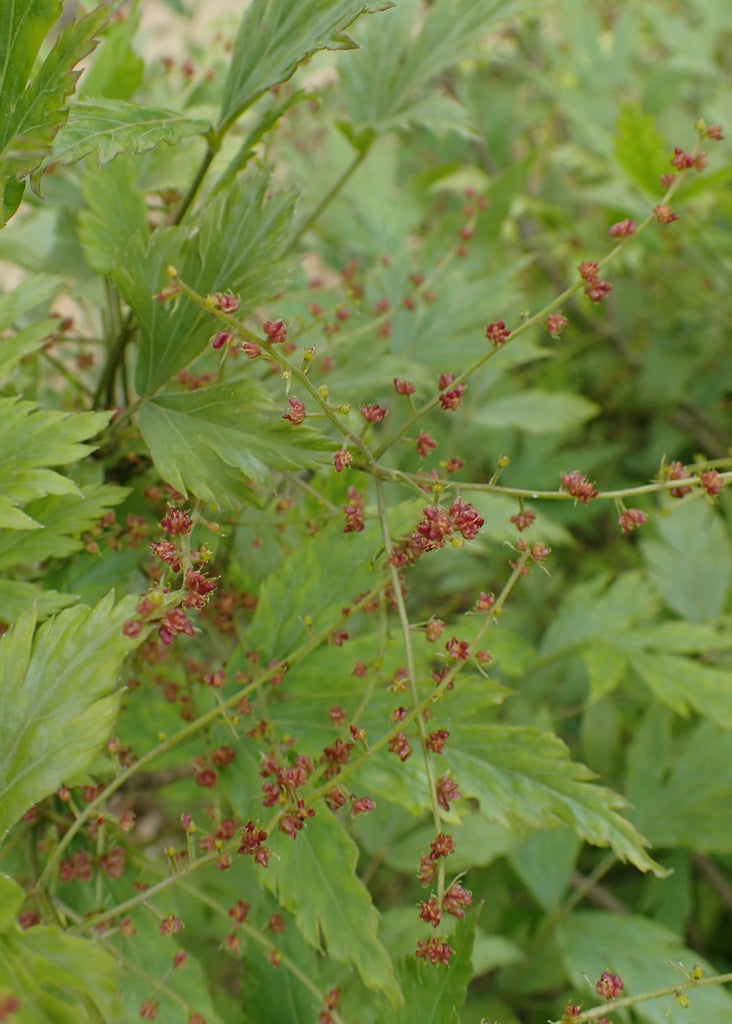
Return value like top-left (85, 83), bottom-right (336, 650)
top-left (438, 373), bottom-right (467, 411)
top-left (596, 970), bottom-right (623, 1000)
top-left (578, 261), bottom-right (612, 302)
top-left (485, 320), bottom-right (510, 346)
top-left (415, 937), bottom-right (453, 965)
top-left (390, 500), bottom-right (485, 567)
top-left (560, 471), bottom-right (598, 504)
top-left (238, 821), bottom-right (271, 867)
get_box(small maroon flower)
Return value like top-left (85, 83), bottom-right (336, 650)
top-left (351, 797), bottom-right (375, 815)
top-left (240, 341), bottom-right (261, 358)
top-left (263, 319), bottom-right (287, 343)
top-left (445, 636), bottom-right (468, 660)
top-left (475, 591), bottom-right (495, 611)
top-left (439, 383), bottom-right (466, 410)
top-left (449, 499), bottom-right (484, 539)
top-left (429, 832), bottom-right (455, 859)
top-left (426, 729), bottom-right (449, 754)
top-left (425, 616), bottom-right (445, 641)
top-left (608, 218), bottom-right (636, 237)
top-left (435, 774), bottom-right (461, 812)
top-left (123, 619), bottom-right (143, 638)
top-left (360, 403), bottom-right (387, 422)
top-left (585, 278), bottom-right (612, 302)
top-left (578, 261), bottom-right (599, 282)
top-left (671, 147), bottom-right (695, 170)
top-left (210, 293), bottom-right (240, 313)
top-left (700, 469), bottom-right (723, 496)
top-left (485, 320), bottom-right (510, 346)
top-left (618, 508), bottom-right (648, 533)
top-left (596, 971), bottom-right (623, 1000)
top-left (510, 509), bottom-right (536, 531)
top-left (416, 431), bottom-right (437, 458)
top-left (415, 937), bottom-right (453, 965)
top-left (211, 330), bottom-right (235, 350)
top-left (388, 731), bottom-right (412, 762)
top-left (443, 457), bottom-right (464, 473)
top-left (98, 847), bottom-right (125, 880)
top-left (560, 471), bottom-right (598, 504)
top-left (229, 900), bottom-right (250, 923)
top-left (442, 882), bottom-right (472, 918)
top-left (283, 397), bottom-right (305, 425)
top-left (333, 449), bottom-right (352, 472)
top-left (545, 312), bottom-right (568, 337)
top-left (417, 854), bottom-right (437, 884)
top-left (159, 915), bottom-right (183, 936)
top-left (665, 460), bottom-right (692, 497)
top-left (344, 504), bottom-right (365, 533)
top-left (161, 506), bottom-right (192, 535)
top-left (150, 539), bottom-right (183, 571)
top-left (654, 204), bottom-right (679, 224)
top-left (394, 378), bottom-right (416, 395)
top-left (705, 124), bottom-right (724, 140)
top-left (140, 1000), bottom-right (159, 1020)
top-left (418, 897), bottom-right (442, 927)
top-left (660, 172), bottom-right (677, 189)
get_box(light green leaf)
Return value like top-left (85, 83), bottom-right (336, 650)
top-left (1, 2), bottom-right (113, 207)
top-left (581, 640), bottom-right (628, 703)
top-left (445, 724), bottom-right (663, 875)
top-left (614, 102), bottom-right (669, 195)
top-left (642, 500), bottom-right (731, 622)
top-left (0, 874), bottom-right (24, 930)
top-left (0, 593), bottom-right (141, 839)
top-left (629, 650), bottom-right (732, 726)
top-left (138, 380), bottom-right (334, 509)
top-left (342, 0), bottom-right (524, 138)
top-left (77, 4), bottom-right (144, 100)
top-left (540, 572), bottom-right (659, 655)
top-left (0, 274), bottom-right (63, 332)
top-left (0, 398), bottom-right (110, 525)
top-left (78, 157), bottom-right (148, 273)
top-left (508, 828), bottom-right (581, 913)
top-left (374, 912), bottom-right (475, 1024)
top-left (0, 579), bottom-right (77, 626)
top-left (627, 719), bottom-right (732, 853)
top-left (0, 483), bottom-right (127, 571)
top-left (44, 98), bottom-right (210, 170)
top-left (473, 391), bottom-right (600, 435)
top-left (265, 809), bottom-right (401, 1005)
top-left (114, 171), bottom-right (297, 394)
top-left (218, 0), bottom-right (393, 131)
top-left (556, 912), bottom-right (732, 1024)
top-left (0, 923), bottom-right (122, 1023)
top-left (0, 319), bottom-right (58, 379)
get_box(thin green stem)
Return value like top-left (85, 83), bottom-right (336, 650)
top-left (287, 147), bottom-right (370, 252)
top-left (550, 970), bottom-right (732, 1023)
top-left (173, 135), bottom-right (220, 225)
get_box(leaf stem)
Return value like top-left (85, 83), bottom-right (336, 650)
top-left (287, 146), bottom-right (370, 252)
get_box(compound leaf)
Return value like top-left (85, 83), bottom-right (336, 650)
top-left (0, 593), bottom-right (140, 839)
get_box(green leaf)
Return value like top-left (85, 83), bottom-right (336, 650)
top-left (0, 593), bottom-right (141, 839)
top-left (0, 923), bottom-right (122, 1023)
top-left (555, 912), bottom-right (732, 1024)
top-left (0, 2), bottom-right (113, 206)
top-left (445, 724), bottom-right (663, 875)
top-left (614, 102), bottom-right (669, 195)
top-left (581, 640), bottom-right (628, 703)
top-left (0, 274), bottom-right (63, 332)
top-left (642, 500), bottom-right (732, 622)
top-left (629, 650), bottom-right (732, 726)
top-left (540, 572), bottom-right (659, 655)
top-left (508, 828), bottom-right (581, 913)
top-left (0, 397), bottom-right (110, 523)
top-left (138, 380), bottom-right (334, 509)
top-left (473, 390), bottom-right (600, 435)
top-left (77, 4), bottom-right (144, 100)
top-left (0, 579), bottom-right (77, 626)
top-left (0, 483), bottom-right (127, 571)
top-left (341, 0), bottom-right (524, 138)
top-left (264, 808), bottom-right (402, 1005)
top-left (218, 0), bottom-right (393, 131)
top-left (43, 98), bottom-right (210, 171)
top-left (114, 171), bottom-right (297, 394)
top-left (0, 318), bottom-right (58, 379)
top-left (627, 719), bottom-right (732, 853)
top-left (374, 912), bottom-right (476, 1024)
top-left (0, 874), bottom-right (24, 929)
top-left (77, 157), bottom-right (148, 273)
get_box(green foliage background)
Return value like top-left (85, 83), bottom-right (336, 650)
top-left (0, 1), bottom-right (731, 1022)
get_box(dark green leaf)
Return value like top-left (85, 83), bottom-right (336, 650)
top-left (629, 650), bottom-right (732, 726)
top-left (138, 379), bottom-right (334, 509)
top-left (77, 5), bottom-right (144, 100)
top-left (0, 593), bottom-right (141, 838)
top-left (614, 102), bottom-right (669, 195)
top-left (265, 809), bottom-right (401, 1004)
top-left (508, 829), bottom-right (581, 913)
top-left (218, 0), bottom-right (394, 131)
top-left (473, 391), bottom-right (599, 435)
top-left (77, 157), bottom-right (148, 273)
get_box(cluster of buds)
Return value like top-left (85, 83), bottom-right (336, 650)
top-left (237, 821), bottom-right (271, 867)
top-left (390, 500), bottom-right (485, 567)
top-left (438, 373), bottom-right (467, 411)
top-left (560, 471), bottom-right (598, 504)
